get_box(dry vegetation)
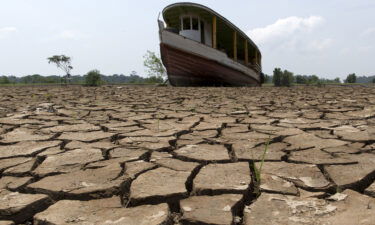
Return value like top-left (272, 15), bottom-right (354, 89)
top-left (0, 85), bottom-right (374, 225)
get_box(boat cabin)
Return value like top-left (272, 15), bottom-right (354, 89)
top-left (162, 3), bottom-right (262, 73)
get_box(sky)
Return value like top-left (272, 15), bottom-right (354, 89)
top-left (1, 0), bottom-right (374, 79)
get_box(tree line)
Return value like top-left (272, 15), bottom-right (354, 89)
top-left (0, 51), bottom-right (166, 86)
top-left (264, 69), bottom-right (375, 87)
top-left (0, 73), bottom-right (164, 85)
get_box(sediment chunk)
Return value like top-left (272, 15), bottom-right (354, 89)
top-left (58, 131), bottom-right (113, 142)
top-left (180, 194), bottom-right (242, 225)
top-left (33, 148), bottom-right (103, 176)
top-left (28, 163), bottom-right (126, 198)
top-left (175, 144), bottom-right (230, 162)
top-left (0, 190), bottom-right (51, 223)
top-left (246, 190), bottom-right (375, 225)
top-left (130, 167), bottom-right (190, 204)
top-left (151, 152), bottom-right (199, 172)
top-left (256, 162), bottom-right (330, 189)
top-left (234, 142), bottom-right (287, 161)
top-left (325, 153), bottom-right (375, 187)
top-left (193, 162), bottom-right (251, 194)
top-left (0, 141), bottom-right (60, 158)
top-left (284, 133), bottom-right (348, 150)
top-left (34, 197), bottom-right (169, 225)
top-left (0, 128), bottom-right (53, 143)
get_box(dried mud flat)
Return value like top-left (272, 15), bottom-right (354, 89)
top-left (0, 85), bottom-right (374, 225)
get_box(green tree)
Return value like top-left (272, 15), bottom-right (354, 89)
top-left (47, 55), bottom-right (73, 83)
top-left (295, 75), bottom-right (306, 84)
top-left (0, 76), bottom-right (10, 84)
top-left (143, 51), bottom-right (166, 80)
top-left (263, 74), bottom-right (271, 83)
top-left (85, 70), bottom-right (102, 86)
top-left (372, 78), bottom-right (375, 83)
top-left (281, 70), bottom-right (294, 87)
top-left (345, 73), bottom-right (357, 83)
top-left (309, 75), bottom-right (319, 84)
top-left (272, 68), bottom-right (282, 86)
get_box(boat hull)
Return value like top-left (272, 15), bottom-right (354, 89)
top-left (160, 43), bottom-right (260, 87)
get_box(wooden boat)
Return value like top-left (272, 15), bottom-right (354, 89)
top-left (158, 2), bottom-right (263, 87)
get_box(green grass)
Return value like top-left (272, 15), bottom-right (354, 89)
top-left (253, 138), bottom-right (270, 196)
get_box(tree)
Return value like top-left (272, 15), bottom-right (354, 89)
top-left (47, 55), bottom-right (73, 83)
top-left (309, 75), bottom-right (319, 84)
top-left (273, 68), bottom-right (282, 86)
top-left (345, 73), bottom-right (357, 83)
top-left (143, 51), bottom-right (166, 79)
top-left (281, 70), bottom-right (294, 87)
top-left (372, 78), bottom-right (375, 83)
top-left (295, 75), bottom-right (306, 84)
top-left (273, 68), bottom-right (293, 87)
top-left (263, 74), bottom-right (271, 83)
top-left (85, 70), bottom-right (102, 86)
top-left (334, 77), bottom-right (341, 83)
top-left (0, 76), bottom-right (10, 84)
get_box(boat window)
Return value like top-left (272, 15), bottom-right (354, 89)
top-left (192, 18), bottom-right (199, 30)
top-left (183, 17), bottom-right (191, 30)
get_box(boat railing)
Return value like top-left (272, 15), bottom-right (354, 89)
top-left (248, 63), bottom-right (261, 73)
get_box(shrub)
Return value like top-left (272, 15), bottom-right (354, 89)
top-left (281, 70), bottom-right (294, 87)
top-left (273, 68), bottom-right (294, 87)
top-left (0, 76), bottom-right (10, 84)
top-left (85, 70), bottom-right (102, 86)
top-left (272, 68), bottom-right (282, 86)
top-left (345, 73), bottom-right (357, 83)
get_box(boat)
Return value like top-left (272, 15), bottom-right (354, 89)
top-left (158, 2), bottom-right (263, 87)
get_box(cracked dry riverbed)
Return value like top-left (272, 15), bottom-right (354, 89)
top-left (0, 85), bottom-right (374, 225)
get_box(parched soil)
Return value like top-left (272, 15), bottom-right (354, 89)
top-left (0, 85), bottom-right (374, 225)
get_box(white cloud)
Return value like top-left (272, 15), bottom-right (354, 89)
top-left (59, 30), bottom-right (88, 40)
top-left (248, 16), bottom-right (324, 44)
top-left (0, 27), bottom-right (17, 39)
top-left (307, 38), bottom-right (333, 51)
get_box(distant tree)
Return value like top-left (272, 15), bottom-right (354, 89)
top-left (345, 73), bottom-right (357, 83)
top-left (309, 75), bottom-right (319, 84)
top-left (85, 70), bottom-right (102, 86)
top-left (143, 51), bottom-right (166, 79)
top-left (281, 70), bottom-right (294, 87)
top-left (273, 68), bottom-right (293, 87)
top-left (47, 55), bottom-right (73, 83)
top-left (334, 77), bottom-right (341, 83)
top-left (372, 78), bottom-right (375, 83)
top-left (295, 75), bottom-right (306, 84)
top-left (145, 76), bottom-right (164, 83)
top-left (263, 74), bottom-right (271, 83)
top-left (0, 76), bottom-right (10, 84)
top-left (273, 68), bottom-right (282, 86)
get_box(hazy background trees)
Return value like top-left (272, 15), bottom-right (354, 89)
top-left (0, 76), bottom-right (10, 84)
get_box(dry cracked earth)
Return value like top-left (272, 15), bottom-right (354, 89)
top-left (0, 85), bottom-right (374, 225)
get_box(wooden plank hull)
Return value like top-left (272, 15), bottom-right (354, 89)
top-left (160, 43), bottom-right (260, 87)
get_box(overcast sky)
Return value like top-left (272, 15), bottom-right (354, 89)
top-left (1, 0), bottom-right (374, 79)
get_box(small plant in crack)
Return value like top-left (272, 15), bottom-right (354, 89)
top-left (252, 137), bottom-right (270, 196)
